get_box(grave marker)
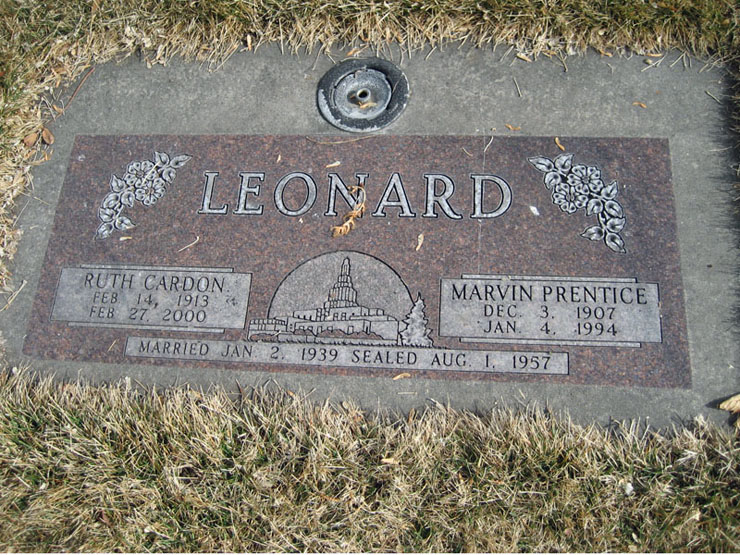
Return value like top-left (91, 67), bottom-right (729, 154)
top-left (23, 134), bottom-right (690, 387)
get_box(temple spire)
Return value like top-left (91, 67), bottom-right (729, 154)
top-left (325, 257), bottom-right (358, 308)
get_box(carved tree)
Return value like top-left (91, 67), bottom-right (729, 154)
top-left (400, 293), bottom-right (433, 347)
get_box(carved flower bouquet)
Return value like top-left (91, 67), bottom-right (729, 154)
top-left (96, 151), bottom-right (191, 239)
top-left (528, 153), bottom-right (626, 253)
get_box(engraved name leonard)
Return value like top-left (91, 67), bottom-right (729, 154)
top-left (197, 170), bottom-right (513, 220)
top-left (194, 151), bottom-right (628, 254)
top-left (98, 149), bottom-right (628, 255)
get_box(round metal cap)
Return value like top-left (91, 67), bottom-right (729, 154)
top-left (317, 58), bottom-right (409, 133)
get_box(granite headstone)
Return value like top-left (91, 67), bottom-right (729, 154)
top-left (22, 134), bottom-right (689, 387)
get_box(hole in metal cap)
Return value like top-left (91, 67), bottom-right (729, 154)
top-left (317, 58), bottom-right (410, 133)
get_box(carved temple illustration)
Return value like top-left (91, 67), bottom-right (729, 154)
top-left (248, 257), bottom-right (405, 345)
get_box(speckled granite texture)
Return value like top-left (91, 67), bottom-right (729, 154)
top-left (23, 134), bottom-right (689, 387)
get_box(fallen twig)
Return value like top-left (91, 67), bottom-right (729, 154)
top-left (305, 136), bottom-right (375, 145)
top-left (513, 77), bottom-right (522, 97)
top-left (705, 91), bottom-right (722, 104)
top-left (177, 235), bottom-right (200, 252)
top-left (1, 279), bottom-right (27, 311)
top-left (66, 67), bottom-right (96, 109)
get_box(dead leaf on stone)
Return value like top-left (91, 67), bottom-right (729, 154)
top-left (325, 160), bottom-right (341, 168)
top-left (23, 132), bottom-right (38, 147)
top-left (555, 137), bottom-right (565, 151)
top-left (719, 393), bottom-right (740, 414)
top-left (516, 52), bottom-right (532, 63)
top-left (505, 124), bottom-right (521, 131)
top-left (632, 101), bottom-right (647, 109)
top-left (415, 233), bottom-right (424, 251)
top-left (52, 104), bottom-right (64, 114)
top-left (331, 183), bottom-right (366, 237)
top-left (720, 393), bottom-right (740, 428)
top-left (41, 128), bottom-right (54, 145)
top-left (407, 407), bottom-right (416, 423)
top-left (393, 372), bottom-right (411, 380)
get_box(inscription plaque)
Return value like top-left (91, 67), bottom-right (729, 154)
top-left (51, 265), bottom-right (251, 332)
top-left (24, 135), bottom-right (690, 386)
top-left (440, 276), bottom-right (661, 346)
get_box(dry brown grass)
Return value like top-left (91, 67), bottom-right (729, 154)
top-left (0, 368), bottom-right (738, 552)
top-left (1, 2), bottom-right (740, 550)
top-left (1, 0), bottom-right (739, 291)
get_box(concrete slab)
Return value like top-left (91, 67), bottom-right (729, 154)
top-left (1, 45), bottom-right (737, 428)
